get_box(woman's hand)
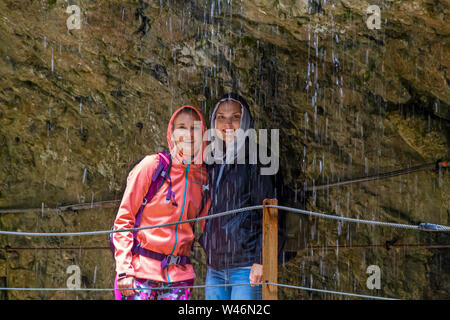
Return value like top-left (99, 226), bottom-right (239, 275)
top-left (117, 276), bottom-right (138, 296)
top-left (249, 263), bottom-right (263, 287)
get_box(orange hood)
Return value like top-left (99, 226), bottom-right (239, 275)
top-left (166, 105), bottom-right (207, 165)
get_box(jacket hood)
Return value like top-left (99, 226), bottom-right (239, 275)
top-left (167, 105), bottom-right (207, 165)
top-left (210, 93), bottom-right (254, 130)
top-left (208, 92), bottom-right (254, 163)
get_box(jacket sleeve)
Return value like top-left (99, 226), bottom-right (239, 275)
top-left (199, 193), bottom-right (211, 233)
top-left (112, 154), bottom-right (159, 277)
top-left (250, 162), bottom-right (275, 265)
top-left (199, 166), bottom-right (212, 232)
top-left (251, 167), bottom-right (276, 204)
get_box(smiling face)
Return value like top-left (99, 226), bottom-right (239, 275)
top-left (172, 109), bottom-right (202, 161)
top-left (215, 100), bottom-right (242, 144)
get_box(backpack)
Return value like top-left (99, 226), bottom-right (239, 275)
top-left (109, 151), bottom-right (175, 256)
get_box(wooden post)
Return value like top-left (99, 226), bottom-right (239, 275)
top-left (262, 198), bottom-right (278, 300)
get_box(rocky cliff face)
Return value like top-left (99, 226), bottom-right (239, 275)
top-left (0, 0), bottom-right (448, 300)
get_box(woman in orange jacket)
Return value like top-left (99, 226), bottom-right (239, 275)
top-left (112, 105), bottom-right (210, 300)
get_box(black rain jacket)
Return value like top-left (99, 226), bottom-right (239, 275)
top-left (199, 93), bottom-right (292, 270)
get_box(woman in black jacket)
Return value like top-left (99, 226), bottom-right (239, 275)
top-left (200, 93), bottom-right (276, 300)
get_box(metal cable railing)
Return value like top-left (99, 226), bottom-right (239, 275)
top-left (267, 205), bottom-right (450, 231)
top-left (0, 204), bottom-right (448, 237)
top-left (1, 243), bottom-right (449, 252)
top-left (305, 160), bottom-right (448, 191)
top-left (0, 282), bottom-right (397, 300)
top-left (0, 203), bottom-right (447, 300)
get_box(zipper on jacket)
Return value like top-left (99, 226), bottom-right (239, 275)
top-left (166, 161), bottom-right (190, 283)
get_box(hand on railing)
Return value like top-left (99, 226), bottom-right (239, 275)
top-left (249, 263), bottom-right (263, 287)
top-left (117, 276), bottom-right (138, 296)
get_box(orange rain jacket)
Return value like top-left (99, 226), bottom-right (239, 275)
top-left (113, 105), bottom-right (210, 283)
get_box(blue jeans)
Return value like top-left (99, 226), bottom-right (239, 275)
top-left (205, 266), bottom-right (262, 300)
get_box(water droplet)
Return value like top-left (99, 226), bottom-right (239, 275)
top-left (82, 168), bottom-right (87, 184)
top-left (365, 157), bottom-right (368, 175)
top-left (93, 266), bottom-right (97, 284)
top-left (51, 48), bottom-right (54, 72)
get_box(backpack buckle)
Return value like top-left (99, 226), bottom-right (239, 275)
top-left (166, 255), bottom-right (181, 265)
